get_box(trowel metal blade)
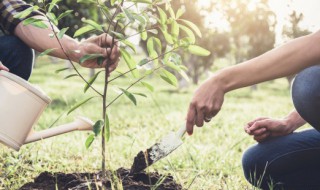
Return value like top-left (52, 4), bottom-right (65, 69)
top-left (130, 131), bottom-right (183, 174)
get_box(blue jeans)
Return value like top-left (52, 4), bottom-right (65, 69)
top-left (0, 35), bottom-right (34, 80)
top-left (242, 65), bottom-right (320, 190)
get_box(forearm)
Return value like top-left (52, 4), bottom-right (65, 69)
top-left (284, 110), bottom-right (306, 132)
top-left (14, 15), bottom-right (80, 62)
top-left (218, 31), bottom-right (320, 92)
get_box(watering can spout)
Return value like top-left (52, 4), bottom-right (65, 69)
top-left (24, 117), bottom-right (94, 144)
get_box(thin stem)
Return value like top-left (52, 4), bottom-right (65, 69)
top-left (108, 46), bottom-right (180, 83)
top-left (101, 14), bottom-right (119, 177)
top-left (105, 65), bottom-right (163, 109)
top-left (45, 16), bottom-right (103, 96)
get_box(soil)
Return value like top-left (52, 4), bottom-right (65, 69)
top-left (20, 168), bottom-right (182, 190)
top-left (130, 146), bottom-right (154, 174)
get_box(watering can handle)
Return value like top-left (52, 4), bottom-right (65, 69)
top-left (24, 117), bottom-right (94, 144)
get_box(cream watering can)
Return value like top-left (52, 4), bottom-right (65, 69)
top-left (0, 70), bottom-right (94, 151)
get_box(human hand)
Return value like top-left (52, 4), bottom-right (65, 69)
top-left (186, 76), bottom-right (226, 135)
top-left (75, 34), bottom-right (120, 72)
top-left (244, 117), bottom-right (294, 142)
top-left (0, 61), bottom-right (9, 72)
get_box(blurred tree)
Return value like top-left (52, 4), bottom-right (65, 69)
top-left (222, 0), bottom-right (276, 90)
top-left (139, 0), bottom-right (230, 85)
top-left (223, 0), bottom-right (276, 62)
top-left (282, 11), bottom-right (311, 87)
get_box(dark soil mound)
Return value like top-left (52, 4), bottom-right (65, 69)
top-left (20, 168), bottom-right (182, 190)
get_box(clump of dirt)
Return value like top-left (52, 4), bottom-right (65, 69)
top-left (130, 147), bottom-right (154, 174)
top-left (20, 168), bottom-right (182, 190)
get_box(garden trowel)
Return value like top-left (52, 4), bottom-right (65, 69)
top-left (130, 125), bottom-right (186, 174)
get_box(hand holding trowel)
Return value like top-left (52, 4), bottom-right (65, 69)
top-left (130, 125), bottom-right (187, 174)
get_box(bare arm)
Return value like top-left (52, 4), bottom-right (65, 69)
top-left (186, 31), bottom-right (320, 135)
top-left (220, 31), bottom-right (320, 92)
top-left (14, 16), bottom-right (119, 69)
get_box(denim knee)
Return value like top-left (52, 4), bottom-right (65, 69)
top-left (292, 65), bottom-right (320, 130)
top-left (0, 35), bottom-right (34, 80)
top-left (242, 145), bottom-right (267, 188)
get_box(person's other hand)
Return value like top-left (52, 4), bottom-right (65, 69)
top-left (0, 61), bottom-right (9, 72)
top-left (186, 76), bottom-right (226, 135)
top-left (244, 117), bottom-right (293, 142)
top-left (75, 34), bottom-right (120, 72)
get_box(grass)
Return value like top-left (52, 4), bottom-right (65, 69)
top-left (0, 57), bottom-right (301, 189)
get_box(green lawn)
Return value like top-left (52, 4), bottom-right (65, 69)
top-left (0, 57), bottom-right (301, 189)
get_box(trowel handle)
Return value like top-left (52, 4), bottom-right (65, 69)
top-left (176, 125), bottom-right (187, 138)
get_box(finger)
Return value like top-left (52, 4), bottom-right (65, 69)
top-left (195, 108), bottom-right (204, 127)
top-left (186, 103), bottom-right (196, 135)
top-left (111, 43), bottom-right (120, 60)
top-left (249, 120), bottom-right (268, 132)
top-left (244, 124), bottom-right (251, 134)
top-left (0, 61), bottom-right (9, 72)
top-left (251, 127), bottom-right (267, 136)
top-left (247, 117), bottom-right (269, 126)
top-left (254, 131), bottom-right (271, 143)
top-left (108, 59), bottom-right (119, 72)
top-left (94, 33), bottom-right (113, 47)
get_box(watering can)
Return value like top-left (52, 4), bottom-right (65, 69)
top-left (0, 70), bottom-right (94, 151)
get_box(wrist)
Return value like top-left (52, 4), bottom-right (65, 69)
top-left (212, 68), bottom-right (235, 93)
top-left (63, 38), bottom-right (81, 63)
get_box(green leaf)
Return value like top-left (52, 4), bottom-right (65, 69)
top-left (93, 120), bottom-right (104, 136)
top-left (85, 134), bottom-right (95, 149)
top-left (133, 93), bottom-right (147, 98)
top-left (46, 12), bottom-right (58, 25)
top-left (74, 25), bottom-right (95, 37)
top-left (39, 48), bottom-right (57, 57)
top-left (57, 27), bottom-right (69, 39)
top-left (13, 7), bottom-right (34, 19)
top-left (168, 7), bottom-right (175, 19)
top-left (55, 67), bottom-right (69, 74)
top-left (57, 10), bottom-right (73, 21)
top-left (171, 20), bottom-right (179, 38)
top-left (147, 37), bottom-right (154, 55)
top-left (141, 30), bottom-right (147, 41)
top-left (133, 14), bottom-right (146, 27)
top-left (123, 8), bottom-right (135, 23)
top-left (111, 31), bottom-right (125, 39)
top-left (48, 0), bottom-right (61, 13)
top-left (138, 58), bottom-right (149, 66)
top-left (31, 20), bottom-right (48, 29)
top-left (105, 113), bottom-right (110, 142)
top-left (122, 40), bottom-right (136, 53)
top-left (64, 74), bottom-right (78, 79)
top-left (80, 54), bottom-right (104, 64)
top-left (141, 81), bottom-right (154, 92)
top-left (120, 48), bottom-right (139, 78)
top-left (153, 37), bottom-right (162, 53)
top-left (160, 69), bottom-right (178, 87)
top-left (179, 19), bottom-right (202, 38)
top-left (23, 18), bottom-right (43, 26)
top-left (188, 45), bottom-right (211, 56)
top-left (157, 7), bottom-right (167, 24)
top-left (179, 25), bottom-right (195, 44)
top-left (67, 96), bottom-right (95, 115)
top-left (149, 51), bottom-right (159, 66)
top-left (111, 0), bottom-right (117, 6)
top-left (119, 88), bottom-right (137, 105)
top-left (176, 8), bottom-right (185, 19)
top-left (84, 70), bottom-right (103, 93)
top-left (164, 61), bottom-right (180, 71)
top-left (83, 19), bottom-right (103, 32)
top-left (161, 30), bottom-right (174, 44)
